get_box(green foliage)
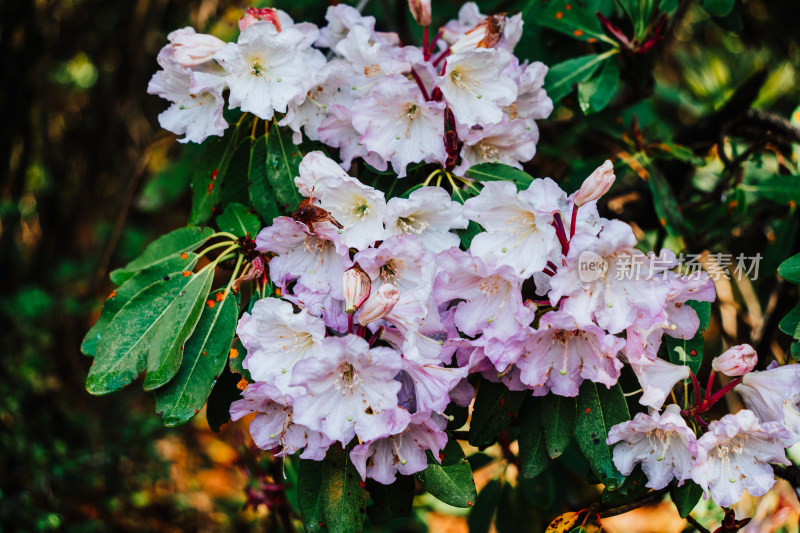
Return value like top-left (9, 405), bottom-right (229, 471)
top-left (468, 379), bottom-right (527, 448)
top-left (671, 481), bottom-right (705, 518)
top-left (216, 203), bottom-right (261, 238)
top-left (664, 300), bottom-right (712, 375)
top-left (319, 446), bottom-right (367, 533)
top-left (416, 439), bottom-right (478, 508)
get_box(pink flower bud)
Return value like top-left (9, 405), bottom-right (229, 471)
top-left (239, 7), bottom-right (282, 32)
top-left (343, 264), bottom-right (371, 313)
top-left (407, 0), bottom-right (431, 27)
top-left (357, 284), bottom-right (399, 326)
top-left (233, 256), bottom-right (265, 290)
top-left (712, 344), bottom-right (757, 376)
top-left (167, 28), bottom-right (226, 68)
top-left (572, 160), bottom-right (615, 207)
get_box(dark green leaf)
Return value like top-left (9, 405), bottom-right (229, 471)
top-left (299, 459), bottom-right (326, 532)
top-left (416, 440), bottom-right (477, 508)
top-left (155, 289), bottom-right (240, 426)
top-left (248, 134), bottom-right (282, 224)
top-left (468, 379), bottom-right (527, 448)
top-left (467, 479), bottom-right (501, 533)
top-left (540, 395), bottom-right (577, 459)
top-left (320, 445), bottom-right (366, 533)
top-left (741, 175), bottom-right (800, 205)
top-left (460, 221), bottom-right (483, 250)
top-left (779, 252), bottom-right (800, 284)
top-left (762, 210), bottom-right (798, 275)
top-left (665, 300), bottom-right (711, 375)
top-left (206, 365), bottom-right (244, 432)
top-left (578, 60), bottom-right (620, 114)
top-left (216, 202), bottom-right (260, 238)
top-left (545, 52), bottom-right (616, 103)
top-left (601, 466), bottom-right (648, 506)
top-left (445, 403), bottom-right (468, 431)
top-left (86, 268), bottom-right (213, 395)
top-left (779, 302), bottom-right (800, 337)
top-left (648, 169), bottom-right (683, 236)
top-left (366, 475), bottom-right (414, 525)
top-left (670, 481), bottom-right (703, 518)
top-left (219, 137), bottom-right (254, 209)
top-left (265, 121), bottom-right (303, 213)
top-left (466, 163), bottom-right (533, 189)
top-left (518, 398), bottom-right (550, 479)
top-left (538, 1), bottom-right (617, 45)
top-left (228, 337), bottom-right (251, 382)
top-left (701, 0), bottom-right (735, 17)
top-left (575, 382), bottom-right (630, 490)
top-left (109, 226), bottom-right (213, 285)
top-left (82, 253), bottom-right (197, 356)
top-left (189, 120), bottom-right (245, 225)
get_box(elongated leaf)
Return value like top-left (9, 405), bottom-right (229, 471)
top-left (299, 458), bottom-right (326, 532)
top-left (670, 481), bottom-right (703, 518)
top-left (578, 60), bottom-right (620, 114)
top-left (545, 512), bottom-right (581, 533)
top-left (518, 397), bottom-right (550, 479)
top-left (740, 175), bottom-right (800, 205)
top-left (779, 252), bottom-right (800, 284)
top-left (779, 301), bottom-right (800, 336)
top-left (467, 479), bottom-right (501, 533)
top-left (648, 169), bottom-right (684, 236)
top-left (265, 121), bottom-right (303, 212)
top-left (540, 395), bottom-right (577, 459)
top-left (665, 300), bottom-right (711, 375)
top-left (86, 268), bottom-right (213, 395)
top-left (155, 289), bottom-right (240, 426)
top-left (109, 226), bottom-right (213, 285)
top-left (189, 120), bottom-right (245, 225)
top-left (320, 446), bottom-right (366, 533)
top-left (228, 337), bottom-right (251, 382)
top-left (466, 163), bottom-right (533, 189)
top-left (701, 0), bottom-right (735, 17)
top-left (82, 253), bottom-right (197, 356)
top-left (575, 382), bottom-right (629, 490)
top-left (366, 475), bottom-right (414, 525)
top-left (216, 202), bottom-right (260, 238)
top-left (248, 134), bottom-right (282, 224)
top-left (546, 52), bottom-right (616, 103)
top-left (416, 440), bottom-right (477, 508)
top-left (538, 1), bottom-right (616, 45)
top-left (469, 379), bottom-right (527, 448)
top-left (205, 366), bottom-right (242, 432)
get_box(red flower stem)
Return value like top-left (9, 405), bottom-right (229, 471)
top-left (426, 29), bottom-right (443, 57)
top-left (433, 48), bottom-right (451, 67)
top-left (369, 326), bottom-right (384, 348)
top-left (347, 313), bottom-right (354, 334)
top-left (542, 267), bottom-right (556, 277)
top-left (570, 204), bottom-right (578, 239)
top-left (423, 26), bottom-right (430, 60)
top-left (696, 377), bottom-right (743, 414)
top-left (553, 213), bottom-right (569, 254)
top-left (546, 260), bottom-right (559, 273)
top-left (410, 68), bottom-right (430, 101)
top-left (690, 370), bottom-right (702, 409)
top-left (704, 370), bottom-right (716, 402)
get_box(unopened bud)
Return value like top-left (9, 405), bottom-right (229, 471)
top-left (239, 7), bottom-right (282, 32)
top-left (572, 160), bottom-right (615, 207)
top-left (233, 255), bottom-right (265, 291)
top-left (343, 264), bottom-right (371, 313)
top-left (357, 284), bottom-right (399, 326)
top-left (407, 0), bottom-right (431, 27)
top-left (712, 344), bottom-right (757, 377)
top-left (168, 28), bottom-right (225, 68)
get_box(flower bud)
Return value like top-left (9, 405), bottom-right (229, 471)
top-left (343, 264), bottom-right (371, 313)
top-left (239, 7), bottom-right (282, 32)
top-left (407, 0), bottom-right (431, 27)
top-left (233, 255), bottom-right (265, 291)
top-left (168, 28), bottom-right (226, 68)
top-left (712, 344), bottom-right (757, 377)
top-left (572, 160), bottom-right (615, 207)
top-left (357, 284), bottom-right (399, 326)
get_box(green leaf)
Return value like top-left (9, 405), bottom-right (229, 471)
top-left (665, 300), bottom-right (711, 375)
top-left (86, 268), bottom-right (214, 395)
top-left (740, 175), bottom-right (800, 205)
top-left (540, 395), bottom-right (577, 459)
top-left (189, 120), bottom-right (245, 225)
top-left (216, 202), bottom-right (260, 238)
top-left (468, 379), bottom-right (527, 448)
top-left (670, 481), bottom-right (704, 518)
top-left (416, 440), bottom-right (477, 508)
top-left (466, 163), bottom-right (533, 189)
top-left (460, 220), bottom-right (483, 250)
top-left (578, 60), bottom-right (620, 115)
top-left (575, 381), bottom-right (630, 490)
top-left (228, 337), bottom-right (251, 382)
top-left (648, 169), bottom-right (684, 236)
top-left (109, 226), bottom-right (213, 285)
top-left (700, 0), bottom-right (735, 17)
top-left (538, 1), bottom-right (617, 45)
top-left (248, 134), bottom-right (282, 224)
top-left (82, 253), bottom-right (197, 357)
top-left (779, 252), bottom-right (800, 284)
top-left (320, 445), bottom-right (367, 533)
top-left (546, 51), bottom-right (617, 103)
top-left (205, 366), bottom-right (242, 432)
top-left (299, 458), bottom-right (325, 532)
top-left (366, 475), bottom-right (414, 525)
top-left (467, 479), bottom-right (502, 533)
top-left (518, 398), bottom-right (550, 479)
top-left (265, 121), bottom-right (303, 213)
top-left (155, 289), bottom-right (240, 426)
top-left (780, 302), bottom-right (800, 337)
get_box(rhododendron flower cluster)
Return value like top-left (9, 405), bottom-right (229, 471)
top-left (147, 3), bottom-right (552, 176)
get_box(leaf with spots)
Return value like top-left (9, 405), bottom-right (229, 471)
top-left (228, 337), bottom-right (251, 382)
top-left (216, 202), bottom-right (260, 238)
top-left (298, 458), bottom-right (325, 532)
top-left (665, 300), bottom-right (711, 375)
top-left (154, 288), bottom-right (240, 426)
top-left (467, 479), bottom-right (502, 533)
top-left (248, 134), bottom-right (282, 224)
top-left (540, 394), bottom-right (577, 460)
top-left (320, 445), bottom-right (366, 533)
top-left (518, 397), bottom-right (550, 479)
top-left (468, 378), bottom-right (527, 448)
top-left (537, 0), bottom-right (617, 45)
top-left (574, 381), bottom-right (630, 491)
top-left (545, 511), bottom-right (582, 533)
top-left (265, 121), bottom-right (303, 213)
top-left (109, 226), bottom-right (213, 285)
top-left (86, 267), bottom-right (213, 395)
top-left (577, 59), bottom-right (620, 115)
top-left (82, 253), bottom-right (198, 357)
top-left (416, 438), bottom-right (477, 508)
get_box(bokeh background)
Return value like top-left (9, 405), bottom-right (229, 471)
top-left (3, 0), bottom-right (800, 531)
